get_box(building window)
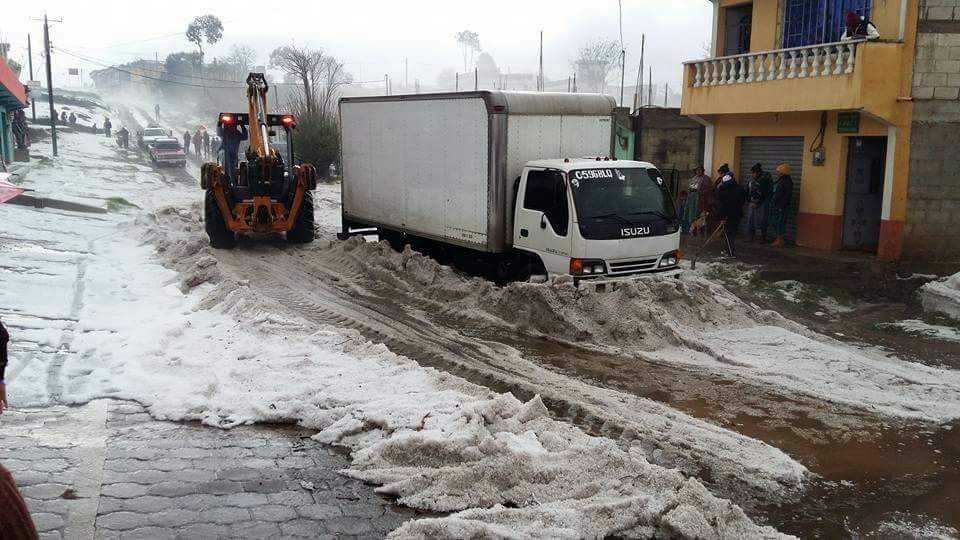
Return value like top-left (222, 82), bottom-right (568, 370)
top-left (782, 0), bottom-right (871, 48)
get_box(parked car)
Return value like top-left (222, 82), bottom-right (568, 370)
top-left (137, 125), bottom-right (172, 149)
top-left (148, 138), bottom-right (187, 167)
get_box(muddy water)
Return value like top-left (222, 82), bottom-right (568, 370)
top-left (456, 323), bottom-right (960, 537)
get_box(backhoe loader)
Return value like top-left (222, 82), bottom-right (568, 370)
top-left (200, 73), bottom-right (317, 248)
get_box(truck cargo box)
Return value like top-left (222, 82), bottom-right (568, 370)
top-left (339, 91), bottom-right (616, 254)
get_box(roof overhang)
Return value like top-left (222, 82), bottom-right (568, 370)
top-left (0, 58), bottom-right (28, 111)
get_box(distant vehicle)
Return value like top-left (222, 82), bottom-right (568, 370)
top-left (138, 126), bottom-right (172, 149)
top-left (148, 137), bottom-right (187, 167)
top-left (338, 91), bottom-right (681, 283)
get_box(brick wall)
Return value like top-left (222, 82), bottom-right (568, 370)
top-left (634, 108), bottom-right (705, 179)
top-left (904, 0), bottom-right (960, 260)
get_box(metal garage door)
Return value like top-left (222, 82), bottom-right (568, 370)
top-left (738, 136), bottom-right (803, 241)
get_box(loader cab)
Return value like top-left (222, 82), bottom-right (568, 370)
top-left (513, 159), bottom-right (681, 279)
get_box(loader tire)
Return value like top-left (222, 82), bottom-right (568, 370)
top-left (286, 191), bottom-right (315, 244)
top-left (204, 190), bottom-right (237, 249)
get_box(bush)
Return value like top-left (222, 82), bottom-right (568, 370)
top-left (292, 112), bottom-right (339, 176)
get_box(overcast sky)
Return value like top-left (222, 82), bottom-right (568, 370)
top-left (1, 0), bottom-right (712, 91)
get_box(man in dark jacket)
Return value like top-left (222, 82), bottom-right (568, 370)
top-left (218, 123), bottom-right (248, 185)
top-left (183, 131), bottom-right (192, 156)
top-left (103, 117), bottom-right (113, 137)
top-left (715, 163), bottom-right (745, 257)
top-left (746, 163), bottom-right (772, 243)
top-left (770, 164), bottom-right (794, 247)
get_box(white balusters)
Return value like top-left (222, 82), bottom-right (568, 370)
top-left (845, 42), bottom-right (857, 74)
top-left (799, 49), bottom-right (810, 78)
top-left (684, 39), bottom-right (863, 89)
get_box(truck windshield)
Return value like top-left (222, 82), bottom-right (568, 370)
top-left (569, 167), bottom-right (675, 221)
top-left (144, 129), bottom-right (166, 137)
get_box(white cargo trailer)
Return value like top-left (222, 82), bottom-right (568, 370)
top-left (339, 91), bottom-right (681, 282)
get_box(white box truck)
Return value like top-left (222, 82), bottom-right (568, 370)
top-left (338, 91), bottom-right (681, 282)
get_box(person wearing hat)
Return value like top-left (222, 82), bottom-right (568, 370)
top-left (769, 164), bottom-right (794, 248)
top-left (715, 163), bottom-right (745, 256)
top-left (746, 163), bottom-right (772, 243)
top-left (841, 11), bottom-right (879, 41)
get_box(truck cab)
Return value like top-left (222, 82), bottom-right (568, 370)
top-left (513, 158), bottom-right (681, 280)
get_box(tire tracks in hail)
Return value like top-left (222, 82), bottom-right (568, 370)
top-left (211, 244), bottom-right (806, 506)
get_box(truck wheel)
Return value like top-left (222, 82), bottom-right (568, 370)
top-left (204, 190), bottom-right (237, 249)
top-left (286, 191), bottom-right (315, 244)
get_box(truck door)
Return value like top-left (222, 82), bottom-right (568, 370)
top-left (513, 169), bottom-right (573, 275)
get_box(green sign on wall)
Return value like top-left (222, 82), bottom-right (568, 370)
top-left (837, 112), bottom-right (860, 134)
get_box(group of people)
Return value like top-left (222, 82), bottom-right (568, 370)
top-left (183, 128), bottom-right (218, 159)
top-left (679, 162), bottom-right (794, 256)
top-left (55, 110), bottom-right (78, 126)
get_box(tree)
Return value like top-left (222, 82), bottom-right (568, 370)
top-left (226, 45), bottom-right (257, 74)
top-left (269, 45), bottom-right (324, 117)
top-left (185, 15), bottom-right (224, 63)
top-left (316, 55), bottom-right (351, 117)
top-left (571, 40), bottom-right (621, 93)
top-left (455, 30), bottom-right (481, 73)
top-left (164, 51), bottom-right (203, 79)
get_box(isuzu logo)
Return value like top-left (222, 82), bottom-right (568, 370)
top-left (621, 227), bottom-right (650, 238)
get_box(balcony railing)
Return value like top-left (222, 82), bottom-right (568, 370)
top-left (685, 40), bottom-right (865, 88)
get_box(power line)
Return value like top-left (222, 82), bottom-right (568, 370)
top-left (56, 47), bottom-right (249, 85)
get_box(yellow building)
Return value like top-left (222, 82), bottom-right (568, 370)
top-left (681, 0), bottom-right (934, 259)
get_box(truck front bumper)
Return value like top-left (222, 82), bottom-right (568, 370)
top-left (575, 266), bottom-right (682, 292)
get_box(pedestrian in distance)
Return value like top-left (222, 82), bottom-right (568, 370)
top-left (746, 163), bottom-right (772, 243)
top-left (769, 164), bottom-right (794, 248)
top-left (218, 122), bottom-right (248, 186)
top-left (103, 117), bottom-right (113, 138)
top-left (211, 136), bottom-right (221, 163)
top-left (193, 130), bottom-right (202, 159)
top-left (183, 131), bottom-right (192, 156)
top-left (91, 122), bottom-right (98, 134)
top-left (202, 130), bottom-right (211, 159)
top-left (59, 110), bottom-right (67, 124)
top-left (715, 163), bottom-right (745, 257)
top-left (68, 112), bottom-right (77, 125)
top-left (684, 165), bottom-right (712, 235)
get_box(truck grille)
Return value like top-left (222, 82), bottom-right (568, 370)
top-left (608, 257), bottom-right (659, 275)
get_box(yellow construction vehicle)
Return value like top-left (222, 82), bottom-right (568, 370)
top-left (200, 73), bottom-right (317, 248)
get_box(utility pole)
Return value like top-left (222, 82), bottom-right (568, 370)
top-left (634, 34), bottom-right (645, 110)
top-left (475, 67), bottom-right (478, 91)
top-left (27, 34), bottom-right (36, 121)
top-left (538, 31), bottom-right (543, 92)
top-left (573, 73), bottom-right (577, 93)
top-left (384, 74), bottom-right (389, 95)
top-left (42, 14), bottom-right (59, 156)
top-left (664, 83), bottom-right (669, 107)
top-left (455, 72), bottom-right (459, 92)
top-left (404, 58), bottom-right (408, 90)
top-left (647, 67), bottom-right (652, 109)
top-left (618, 0), bottom-right (625, 107)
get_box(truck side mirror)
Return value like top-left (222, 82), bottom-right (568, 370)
top-left (540, 214), bottom-right (548, 229)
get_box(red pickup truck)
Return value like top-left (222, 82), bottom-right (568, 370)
top-left (148, 137), bottom-right (187, 167)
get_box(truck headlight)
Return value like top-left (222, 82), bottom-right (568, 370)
top-left (659, 250), bottom-right (680, 268)
top-left (570, 259), bottom-right (607, 276)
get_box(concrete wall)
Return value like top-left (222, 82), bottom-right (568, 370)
top-left (905, 0), bottom-right (960, 260)
top-left (634, 108), bottom-right (704, 178)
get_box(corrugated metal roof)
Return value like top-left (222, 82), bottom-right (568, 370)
top-left (0, 58), bottom-right (28, 110)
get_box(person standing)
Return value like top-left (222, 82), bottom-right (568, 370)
top-left (218, 122), bottom-right (248, 185)
top-left (684, 166), bottom-right (712, 235)
top-left (103, 117), bottom-right (113, 138)
top-left (183, 131), bottom-right (192, 156)
top-left (746, 163), bottom-right (772, 243)
top-left (202, 130), bottom-right (211, 159)
top-left (192, 130), bottom-right (202, 159)
top-left (715, 164), bottom-right (745, 257)
top-left (59, 110), bottom-right (67, 124)
top-left (68, 112), bottom-right (77, 125)
top-left (769, 164), bottom-right (794, 248)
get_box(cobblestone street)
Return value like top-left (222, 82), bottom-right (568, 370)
top-left (0, 400), bottom-right (420, 539)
